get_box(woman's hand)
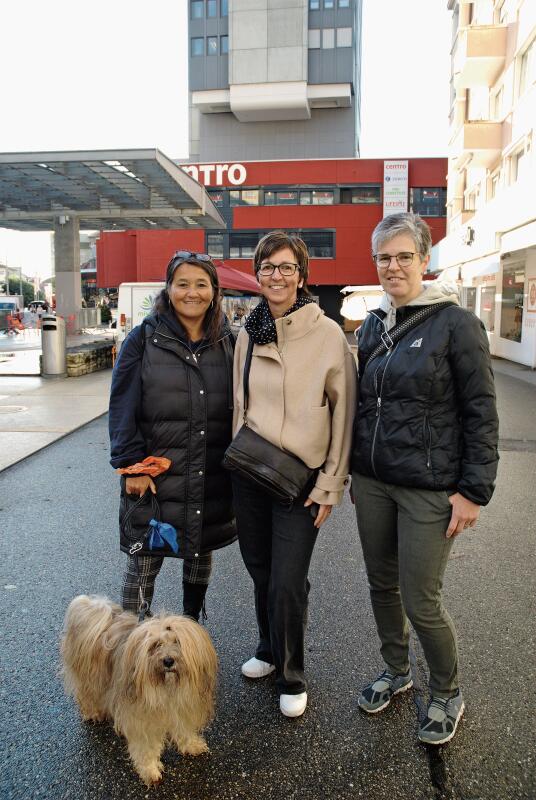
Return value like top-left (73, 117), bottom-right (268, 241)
top-left (125, 475), bottom-right (157, 496)
top-left (446, 492), bottom-right (480, 538)
top-left (304, 497), bottom-right (332, 529)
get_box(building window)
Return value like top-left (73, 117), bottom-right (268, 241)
top-left (207, 233), bottom-right (224, 259)
top-left (300, 190), bottom-right (334, 205)
top-left (207, 36), bottom-right (218, 55)
top-left (480, 286), bottom-right (495, 333)
top-left (324, 0), bottom-right (334, 8)
top-left (322, 29), bottom-right (335, 49)
top-left (221, 35), bottom-right (229, 54)
top-left (511, 144), bottom-right (530, 183)
top-left (500, 263), bottom-right (525, 342)
top-left (221, 0), bottom-right (228, 16)
top-left (460, 287), bottom-right (477, 314)
top-left (493, 86), bottom-right (504, 120)
top-left (336, 27), bottom-right (352, 47)
top-left (489, 170), bottom-right (501, 200)
top-left (519, 38), bottom-right (535, 96)
top-left (191, 1), bottom-right (204, 19)
top-left (300, 231), bottom-right (334, 258)
top-left (309, 0), bottom-right (320, 9)
top-left (308, 29), bottom-right (321, 49)
top-left (230, 232), bottom-right (260, 258)
top-left (410, 187), bottom-right (447, 217)
top-left (207, 0), bottom-right (217, 18)
top-left (191, 37), bottom-right (204, 57)
top-left (338, 0), bottom-right (350, 7)
top-left (340, 186), bottom-right (381, 204)
top-left (208, 190), bottom-right (225, 207)
top-left (230, 189), bottom-right (260, 206)
top-left (264, 190), bottom-right (298, 205)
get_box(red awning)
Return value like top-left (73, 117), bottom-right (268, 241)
top-left (216, 263), bottom-right (259, 293)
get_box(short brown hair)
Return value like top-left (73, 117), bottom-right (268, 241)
top-left (253, 231), bottom-right (310, 296)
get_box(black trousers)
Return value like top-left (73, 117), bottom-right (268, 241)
top-left (232, 474), bottom-right (319, 695)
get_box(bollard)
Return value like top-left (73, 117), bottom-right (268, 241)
top-left (41, 315), bottom-right (67, 378)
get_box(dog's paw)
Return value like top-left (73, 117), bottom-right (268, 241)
top-left (137, 761), bottom-right (163, 786)
top-left (177, 735), bottom-right (209, 757)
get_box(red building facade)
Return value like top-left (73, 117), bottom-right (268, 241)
top-left (96, 157), bottom-right (447, 319)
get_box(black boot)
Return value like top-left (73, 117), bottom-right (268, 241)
top-left (182, 581), bottom-right (208, 622)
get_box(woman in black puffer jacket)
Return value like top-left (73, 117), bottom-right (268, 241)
top-left (109, 251), bottom-right (236, 621)
top-left (351, 213), bottom-right (498, 746)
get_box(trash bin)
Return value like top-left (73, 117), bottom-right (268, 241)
top-left (41, 315), bottom-right (67, 378)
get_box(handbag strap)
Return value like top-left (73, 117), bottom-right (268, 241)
top-left (364, 302), bottom-right (455, 366)
top-left (242, 335), bottom-right (255, 426)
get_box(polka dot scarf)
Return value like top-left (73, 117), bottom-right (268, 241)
top-left (245, 295), bottom-right (315, 345)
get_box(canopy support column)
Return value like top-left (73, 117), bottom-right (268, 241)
top-left (54, 215), bottom-right (81, 323)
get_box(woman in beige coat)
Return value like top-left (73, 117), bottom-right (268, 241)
top-left (232, 230), bottom-right (356, 718)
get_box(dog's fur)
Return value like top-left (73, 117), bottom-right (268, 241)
top-left (61, 594), bottom-right (218, 785)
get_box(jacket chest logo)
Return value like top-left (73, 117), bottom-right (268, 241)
top-left (410, 338), bottom-right (423, 348)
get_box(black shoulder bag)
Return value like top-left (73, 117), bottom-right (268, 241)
top-left (223, 336), bottom-right (314, 504)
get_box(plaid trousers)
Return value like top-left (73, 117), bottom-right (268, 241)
top-left (121, 552), bottom-right (213, 613)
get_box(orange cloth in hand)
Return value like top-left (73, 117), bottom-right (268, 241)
top-left (117, 456), bottom-right (172, 477)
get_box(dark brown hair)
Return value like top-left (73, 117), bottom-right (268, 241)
top-left (253, 231), bottom-right (311, 297)
top-left (153, 253), bottom-right (223, 344)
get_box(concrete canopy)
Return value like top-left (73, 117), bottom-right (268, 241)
top-left (0, 148), bottom-right (225, 231)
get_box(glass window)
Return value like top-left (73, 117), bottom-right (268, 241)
top-left (191, 37), bottom-right (204, 57)
top-left (519, 38), bottom-right (535, 96)
top-left (208, 190), bottom-right (224, 207)
top-left (230, 189), bottom-right (259, 206)
top-left (207, 233), bottom-right (224, 259)
top-left (300, 231), bottom-right (334, 258)
top-left (207, 36), bottom-right (218, 55)
top-left (410, 187), bottom-right (447, 217)
top-left (340, 186), bottom-right (381, 204)
top-left (309, 0), bottom-right (320, 9)
top-left (460, 286), bottom-right (477, 314)
top-left (207, 0), bottom-right (217, 17)
top-left (322, 29), bottom-right (335, 49)
top-left (300, 190), bottom-right (334, 205)
top-left (308, 29), bottom-right (321, 49)
top-left (221, 0), bottom-right (228, 16)
top-left (337, 27), bottom-right (352, 47)
top-left (191, 1), bottom-right (204, 19)
top-left (512, 148), bottom-right (528, 183)
top-left (480, 286), bottom-right (495, 332)
top-left (489, 171), bottom-right (501, 200)
top-left (221, 35), bottom-right (229, 54)
top-left (230, 232), bottom-right (260, 258)
top-left (493, 86), bottom-right (504, 120)
top-left (500, 263), bottom-right (525, 342)
top-left (324, 0), bottom-right (334, 8)
top-left (338, 0), bottom-right (350, 7)
top-left (266, 190), bottom-right (298, 205)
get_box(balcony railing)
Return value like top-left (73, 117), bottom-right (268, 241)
top-left (453, 25), bottom-right (507, 88)
top-left (451, 121), bottom-right (503, 168)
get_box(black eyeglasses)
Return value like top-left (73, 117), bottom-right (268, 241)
top-left (257, 262), bottom-right (300, 277)
top-left (171, 250), bottom-right (212, 263)
top-left (372, 252), bottom-right (417, 269)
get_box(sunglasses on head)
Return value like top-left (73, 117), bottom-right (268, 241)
top-left (170, 250), bottom-right (212, 264)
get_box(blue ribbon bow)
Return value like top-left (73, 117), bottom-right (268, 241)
top-left (148, 519), bottom-right (179, 554)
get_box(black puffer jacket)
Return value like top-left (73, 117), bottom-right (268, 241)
top-left (109, 311), bottom-right (237, 558)
top-left (351, 303), bottom-right (499, 505)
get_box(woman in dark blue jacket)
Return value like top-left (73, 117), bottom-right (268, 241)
top-left (109, 251), bottom-right (236, 621)
top-left (352, 213), bottom-right (499, 746)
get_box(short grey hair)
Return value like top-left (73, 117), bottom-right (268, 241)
top-left (371, 212), bottom-right (432, 259)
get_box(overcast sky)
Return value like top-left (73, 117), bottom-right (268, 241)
top-left (0, 0), bottom-right (451, 279)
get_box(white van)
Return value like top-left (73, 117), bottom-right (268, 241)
top-left (116, 282), bottom-right (163, 344)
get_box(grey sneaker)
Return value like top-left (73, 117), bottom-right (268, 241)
top-left (418, 690), bottom-right (465, 745)
top-left (358, 669), bottom-right (413, 714)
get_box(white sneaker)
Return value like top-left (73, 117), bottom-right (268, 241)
top-left (241, 657), bottom-right (275, 679)
top-left (280, 692), bottom-right (307, 718)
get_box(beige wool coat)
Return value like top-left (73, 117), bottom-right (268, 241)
top-left (232, 302), bottom-right (357, 506)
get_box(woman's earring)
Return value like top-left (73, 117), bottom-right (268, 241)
top-left (210, 299), bottom-right (214, 309)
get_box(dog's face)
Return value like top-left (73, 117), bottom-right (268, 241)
top-left (126, 617), bottom-right (187, 688)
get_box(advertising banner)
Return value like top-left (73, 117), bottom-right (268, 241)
top-left (383, 160), bottom-right (408, 218)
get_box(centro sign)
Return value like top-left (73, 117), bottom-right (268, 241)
top-left (181, 163), bottom-right (247, 186)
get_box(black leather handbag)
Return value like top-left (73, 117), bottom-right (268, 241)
top-left (223, 337), bottom-right (314, 503)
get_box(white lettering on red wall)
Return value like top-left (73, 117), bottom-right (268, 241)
top-left (181, 163), bottom-right (247, 186)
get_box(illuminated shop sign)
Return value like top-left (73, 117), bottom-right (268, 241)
top-left (181, 163), bottom-right (247, 186)
top-left (383, 160), bottom-right (408, 218)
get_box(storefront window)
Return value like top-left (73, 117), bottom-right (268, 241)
top-left (480, 286), bottom-right (495, 332)
top-left (410, 187), bottom-right (447, 217)
top-left (208, 190), bottom-right (224, 207)
top-left (460, 286), bottom-right (477, 314)
top-left (340, 186), bottom-right (381, 204)
top-left (207, 233), bottom-right (224, 259)
top-left (230, 190), bottom-right (259, 206)
top-left (264, 191), bottom-right (298, 205)
top-left (500, 263), bottom-right (525, 342)
top-left (229, 232), bottom-right (260, 258)
top-left (300, 190), bottom-right (334, 205)
top-left (300, 231), bottom-right (334, 257)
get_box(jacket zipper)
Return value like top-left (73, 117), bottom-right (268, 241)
top-left (423, 410), bottom-right (432, 469)
top-left (370, 344), bottom-right (397, 478)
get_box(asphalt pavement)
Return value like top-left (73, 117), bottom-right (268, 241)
top-left (0, 360), bottom-right (535, 800)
